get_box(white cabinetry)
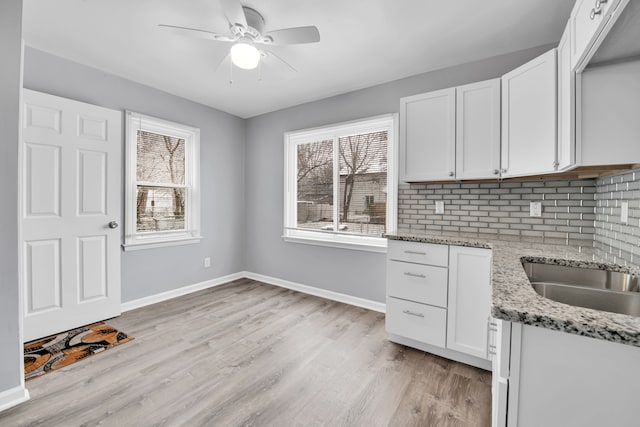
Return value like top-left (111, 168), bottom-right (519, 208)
top-left (386, 240), bottom-right (492, 370)
top-left (456, 79), bottom-right (501, 180)
top-left (447, 246), bottom-right (492, 359)
top-left (570, 0), bottom-right (620, 70)
top-left (510, 324), bottom-right (640, 427)
top-left (400, 79), bottom-right (500, 182)
top-left (400, 88), bottom-right (456, 182)
top-left (501, 49), bottom-right (557, 178)
top-left (580, 59), bottom-right (640, 166)
top-left (490, 319), bottom-right (513, 427)
top-left (557, 22), bottom-right (576, 171)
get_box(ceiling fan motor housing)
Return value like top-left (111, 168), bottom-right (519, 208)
top-left (230, 7), bottom-right (268, 42)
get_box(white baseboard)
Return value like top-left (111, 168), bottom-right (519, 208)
top-left (0, 384), bottom-right (30, 413)
top-left (242, 271), bottom-right (386, 313)
top-left (121, 271), bottom-right (386, 314)
top-left (121, 272), bottom-right (245, 312)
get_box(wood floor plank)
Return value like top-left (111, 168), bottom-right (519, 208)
top-left (0, 280), bottom-right (491, 427)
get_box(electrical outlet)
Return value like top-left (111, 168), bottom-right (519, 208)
top-left (621, 201), bottom-right (629, 224)
top-left (530, 202), bottom-right (542, 217)
top-left (203, 257), bottom-right (211, 268)
top-left (435, 201), bottom-right (445, 214)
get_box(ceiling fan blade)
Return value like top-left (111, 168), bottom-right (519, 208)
top-left (264, 26), bottom-right (320, 45)
top-left (261, 49), bottom-right (298, 73)
top-left (220, 0), bottom-right (247, 28)
top-left (158, 24), bottom-right (235, 42)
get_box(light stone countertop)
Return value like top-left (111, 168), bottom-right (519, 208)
top-left (385, 230), bottom-right (640, 347)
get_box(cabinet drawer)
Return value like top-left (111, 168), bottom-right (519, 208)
top-left (386, 297), bottom-right (447, 348)
top-left (387, 261), bottom-right (448, 307)
top-left (387, 240), bottom-right (448, 266)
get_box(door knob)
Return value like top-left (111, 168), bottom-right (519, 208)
top-left (108, 221), bottom-right (119, 229)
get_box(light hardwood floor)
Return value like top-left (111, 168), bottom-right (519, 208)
top-left (0, 279), bottom-right (491, 426)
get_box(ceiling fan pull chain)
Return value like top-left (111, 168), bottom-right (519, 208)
top-left (229, 57), bottom-right (233, 85)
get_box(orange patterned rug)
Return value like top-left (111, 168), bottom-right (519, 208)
top-left (24, 322), bottom-right (133, 381)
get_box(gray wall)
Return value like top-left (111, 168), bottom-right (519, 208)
top-left (244, 44), bottom-right (554, 303)
top-left (0, 0), bottom-right (24, 393)
top-left (595, 168), bottom-right (640, 267)
top-left (23, 47), bottom-right (246, 303)
top-left (398, 180), bottom-right (596, 242)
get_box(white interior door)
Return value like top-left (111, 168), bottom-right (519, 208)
top-left (21, 89), bottom-right (122, 342)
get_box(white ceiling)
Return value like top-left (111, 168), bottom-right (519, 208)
top-left (22, 0), bottom-right (574, 118)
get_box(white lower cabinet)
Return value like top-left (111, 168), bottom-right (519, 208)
top-left (386, 240), bottom-right (492, 370)
top-left (386, 297), bottom-right (447, 348)
top-left (447, 246), bottom-right (492, 359)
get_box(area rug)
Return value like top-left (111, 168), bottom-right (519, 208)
top-left (24, 322), bottom-right (133, 380)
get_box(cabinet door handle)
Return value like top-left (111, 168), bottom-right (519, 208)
top-left (500, 168), bottom-right (507, 174)
top-left (403, 250), bottom-right (426, 255)
top-left (595, 0), bottom-right (607, 9)
top-left (489, 325), bottom-right (498, 331)
top-left (448, 171), bottom-right (455, 177)
top-left (590, 7), bottom-right (602, 19)
top-left (404, 272), bottom-right (426, 279)
top-left (492, 169), bottom-right (500, 175)
top-left (402, 309), bottom-right (425, 318)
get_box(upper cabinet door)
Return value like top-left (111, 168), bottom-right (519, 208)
top-left (570, 0), bottom-right (620, 70)
top-left (455, 79), bottom-right (501, 180)
top-left (400, 88), bottom-right (456, 182)
top-left (501, 49), bottom-right (557, 178)
top-left (557, 22), bottom-right (576, 171)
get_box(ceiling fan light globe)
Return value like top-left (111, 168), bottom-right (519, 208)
top-left (230, 43), bottom-right (260, 70)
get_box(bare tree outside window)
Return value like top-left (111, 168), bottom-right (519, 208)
top-left (136, 131), bottom-right (186, 232)
top-left (338, 131), bottom-right (387, 223)
top-left (296, 140), bottom-right (334, 229)
top-left (294, 131), bottom-right (388, 236)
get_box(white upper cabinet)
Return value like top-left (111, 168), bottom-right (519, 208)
top-left (557, 22), bottom-right (576, 171)
top-left (570, 0), bottom-right (620, 70)
top-left (447, 246), bottom-right (492, 360)
top-left (456, 79), bottom-right (501, 180)
top-left (400, 80), bottom-right (500, 182)
top-left (501, 49), bottom-right (558, 178)
top-left (580, 60), bottom-right (640, 166)
top-left (400, 88), bottom-right (456, 182)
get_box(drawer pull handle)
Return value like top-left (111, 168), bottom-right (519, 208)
top-left (404, 250), bottom-right (426, 255)
top-left (489, 326), bottom-right (498, 331)
top-left (402, 309), bottom-right (425, 318)
top-left (404, 272), bottom-right (426, 279)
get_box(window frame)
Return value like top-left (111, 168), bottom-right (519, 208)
top-left (283, 114), bottom-right (398, 252)
top-left (123, 111), bottom-right (201, 251)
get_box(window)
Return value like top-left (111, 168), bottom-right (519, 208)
top-left (284, 114), bottom-right (397, 252)
top-left (123, 112), bottom-right (201, 250)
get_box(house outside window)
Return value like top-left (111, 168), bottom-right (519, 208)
top-left (123, 111), bottom-right (201, 250)
top-left (284, 114), bottom-right (397, 252)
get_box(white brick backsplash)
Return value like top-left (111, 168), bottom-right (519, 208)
top-left (594, 168), bottom-right (640, 266)
top-left (398, 172), bottom-right (639, 267)
top-left (398, 179), bottom-right (597, 242)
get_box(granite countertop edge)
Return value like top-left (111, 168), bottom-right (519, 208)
top-left (385, 232), bottom-right (640, 348)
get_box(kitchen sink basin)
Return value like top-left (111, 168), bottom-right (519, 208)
top-left (522, 262), bottom-right (640, 316)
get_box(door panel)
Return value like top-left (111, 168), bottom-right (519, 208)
top-left (21, 89), bottom-right (122, 341)
top-left (78, 150), bottom-right (107, 215)
top-left (78, 236), bottom-right (107, 302)
top-left (25, 143), bottom-right (61, 217)
top-left (24, 239), bottom-right (62, 313)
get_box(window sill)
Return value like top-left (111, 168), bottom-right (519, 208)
top-left (282, 232), bottom-right (387, 253)
top-left (122, 236), bottom-right (202, 251)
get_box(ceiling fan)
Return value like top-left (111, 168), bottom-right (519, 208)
top-left (159, 0), bottom-right (320, 75)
